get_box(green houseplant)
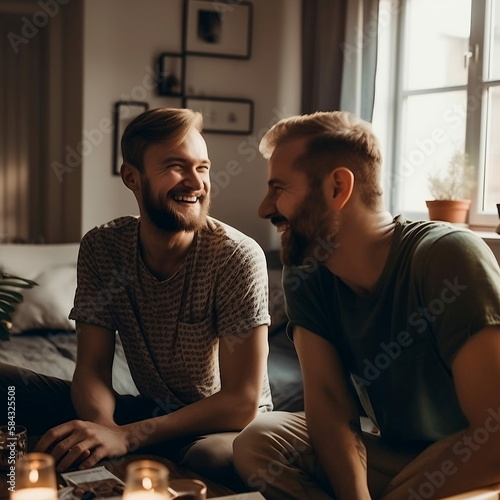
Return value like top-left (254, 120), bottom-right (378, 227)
top-left (426, 150), bottom-right (476, 224)
top-left (0, 272), bottom-right (37, 341)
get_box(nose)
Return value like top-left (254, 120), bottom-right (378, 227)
top-left (258, 190), bottom-right (274, 219)
top-left (183, 169), bottom-right (205, 191)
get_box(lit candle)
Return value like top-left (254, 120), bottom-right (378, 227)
top-left (13, 453), bottom-right (58, 500)
top-left (11, 487), bottom-right (58, 500)
top-left (122, 460), bottom-right (172, 500)
top-left (122, 491), bottom-right (171, 500)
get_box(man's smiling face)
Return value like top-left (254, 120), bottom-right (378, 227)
top-left (258, 138), bottom-right (339, 266)
top-left (140, 127), bottom-right (211, 233)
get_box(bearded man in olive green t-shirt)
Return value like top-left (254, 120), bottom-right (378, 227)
top-left (233, 111), bottom-right (500, 500)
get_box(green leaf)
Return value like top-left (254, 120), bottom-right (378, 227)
top-left (0, 272), bottom-right (38, 287)
top-left (0, 310), bottom-right (12, 322)
top-left (0, 300), bottom-right (15, 313)
top-left (0, 272), bottom-right (37, 340)
top-left (0, 280), bottom-right (37, 289)
top-left (0, 291), bottom-right (23, 303)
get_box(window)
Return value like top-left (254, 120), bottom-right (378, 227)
top-left (374, 0), bottom-right (500, 227)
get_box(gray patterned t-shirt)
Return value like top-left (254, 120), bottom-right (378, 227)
top-left (69, 216), bottom-right (272, 411)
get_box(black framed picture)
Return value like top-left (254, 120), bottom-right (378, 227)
top-left (185, 96), bottom-right (253, 134)
top-left (112, 101), bottom-right (149, 175)
top-left (157, 52), bottom-right (184, 96)
top-left (184, 0), bottom-right (252, 59)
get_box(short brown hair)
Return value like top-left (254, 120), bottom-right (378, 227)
top-left (121, 107), bottom-right (203, 170)
top-left (260, 111), bottom-right (383, 208)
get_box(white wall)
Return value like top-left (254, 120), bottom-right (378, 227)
top-left (82, 0), bottom-right (301, 249)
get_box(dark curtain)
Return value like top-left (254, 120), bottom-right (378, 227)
top-left (339, 0), bottom-right (380, 122)
top-left (301, 0), bottom-right (348, 114)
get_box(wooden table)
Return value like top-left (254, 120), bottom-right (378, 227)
top-left (100, 454), bottom-right (235, 498)
top-left (1, 454), bottom-right (236, 499)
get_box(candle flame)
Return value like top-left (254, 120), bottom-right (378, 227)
top-left (142, 477), bottom-right (153, 490)
top-left (28, 469), bottom-right (39, 484)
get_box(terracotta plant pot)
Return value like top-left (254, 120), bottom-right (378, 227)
top-left (425, 199), bottom-right (471, 224)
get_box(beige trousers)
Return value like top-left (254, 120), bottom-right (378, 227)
top-left (233, 411), bottom-right (468, 500)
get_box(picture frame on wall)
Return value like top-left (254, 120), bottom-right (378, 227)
top-left (184, 0), bottom-right (253, 59)
top-left (157, 52), bottom-right (184, 96)
top-left (112, 101), bottom-right (149, 175)
top-left (185, 96), bottom-right (253, 134)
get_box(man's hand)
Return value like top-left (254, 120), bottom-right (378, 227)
top-left (35, 420), bottom-right (129, 471)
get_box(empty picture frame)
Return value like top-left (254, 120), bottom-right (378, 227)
top-left (157, 52), bottom-right (184, 96)
top-left (185, 97), bottom-right (253, 134)
top-left (112, 101), bottom-right (149, 175)
top-left (184, 0), bottom-right (252, 59)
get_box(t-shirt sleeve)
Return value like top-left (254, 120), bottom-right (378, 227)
top-left (417, 230), bottom-right (500, 366)
top-left (215, 240), bottom-right (270, 337)
top-left (283, 265), bottom-right (334, 341)
top-left (69, 229), bottom-right (117, 331)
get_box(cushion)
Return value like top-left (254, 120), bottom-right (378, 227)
top-left (9, 265), bottom-right (76, 333)
top-left (0, 243), bottom-right (79, 334)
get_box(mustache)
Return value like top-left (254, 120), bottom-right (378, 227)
top-left (270, 216), bottom-right (288, 226)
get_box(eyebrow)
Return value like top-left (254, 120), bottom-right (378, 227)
top-left (268, 178), bottom-right (285, 187)
top-left (161, 156), bottom-right (211, 166)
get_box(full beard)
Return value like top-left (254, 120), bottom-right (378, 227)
top-left (142, 180), bottom-right (210, 233)
top-left (281, 193), bottom-right (339, 267)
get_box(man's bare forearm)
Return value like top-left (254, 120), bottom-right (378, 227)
top-left (307, 412), bottom-right (372, 500)
top-left (71, 369), bottom-right (117, 427)
top-left (122, 389), bottom-right (258, 450)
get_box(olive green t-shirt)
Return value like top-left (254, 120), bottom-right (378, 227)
top-left (284, 216), bottom-right (500, 443)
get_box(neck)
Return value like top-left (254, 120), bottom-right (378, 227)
top-left (324, 206), bottom-right (396, 296)
top-left (138, 219), bottom-right (195, 281)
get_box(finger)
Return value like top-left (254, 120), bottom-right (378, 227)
top-left (51, 435), bottom-right (86, 463)
top-left (78, 447), bottom-right (105, 470)
top-left (34, 422), bottom-right (77, 453)
top-left (56, 443), bottom-right (94, 472)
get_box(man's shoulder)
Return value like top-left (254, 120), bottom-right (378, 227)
top-left (81, 216), bottom-right (138, 254)
top-left (201, 217), bottom-right (265, 258)
top-left (84, 216), bottom-right (138, 239)
top-left (400, 218), bottom-right (488, 257)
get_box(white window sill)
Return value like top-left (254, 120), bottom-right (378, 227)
top-left (472, 230), bottom-right (500, 264)
top-left (472, 230), bottom-right (500, 242)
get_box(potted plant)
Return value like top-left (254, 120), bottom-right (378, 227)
top-left (426, 149), bottom-right (476, 224)
top-left (0, 272), bottom-right (37, 341)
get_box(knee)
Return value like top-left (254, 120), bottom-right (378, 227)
top-left (181, 432), bottom-right (246, 492)
top-left (0, 362), bottom-right (23, 389)
top-left (233, 411), bottom-right (300, 482)
top-left (182, 433), bottom-right (236, 471)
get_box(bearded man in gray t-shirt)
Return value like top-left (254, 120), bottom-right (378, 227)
top-left (0, 108), bottom-right (271, 490)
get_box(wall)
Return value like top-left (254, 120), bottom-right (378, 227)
top-left (81, 0), bottom-right (301, 249)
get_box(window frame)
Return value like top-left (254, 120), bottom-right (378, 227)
top-left (387, 0), bottom-right (499, 228)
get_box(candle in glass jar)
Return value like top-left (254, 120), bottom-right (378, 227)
top-left (11, 487), bottom-right (58, 500)
top-left (122, 491), bottom-right (172, 500)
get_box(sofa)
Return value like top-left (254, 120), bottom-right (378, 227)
top-left (0, 243), bottom-right (303, 412)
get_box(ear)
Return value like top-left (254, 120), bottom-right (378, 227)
top-left (121, 162), bottom-right (140, 191)
top-left (325, 167), bottom-right (354, 210)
